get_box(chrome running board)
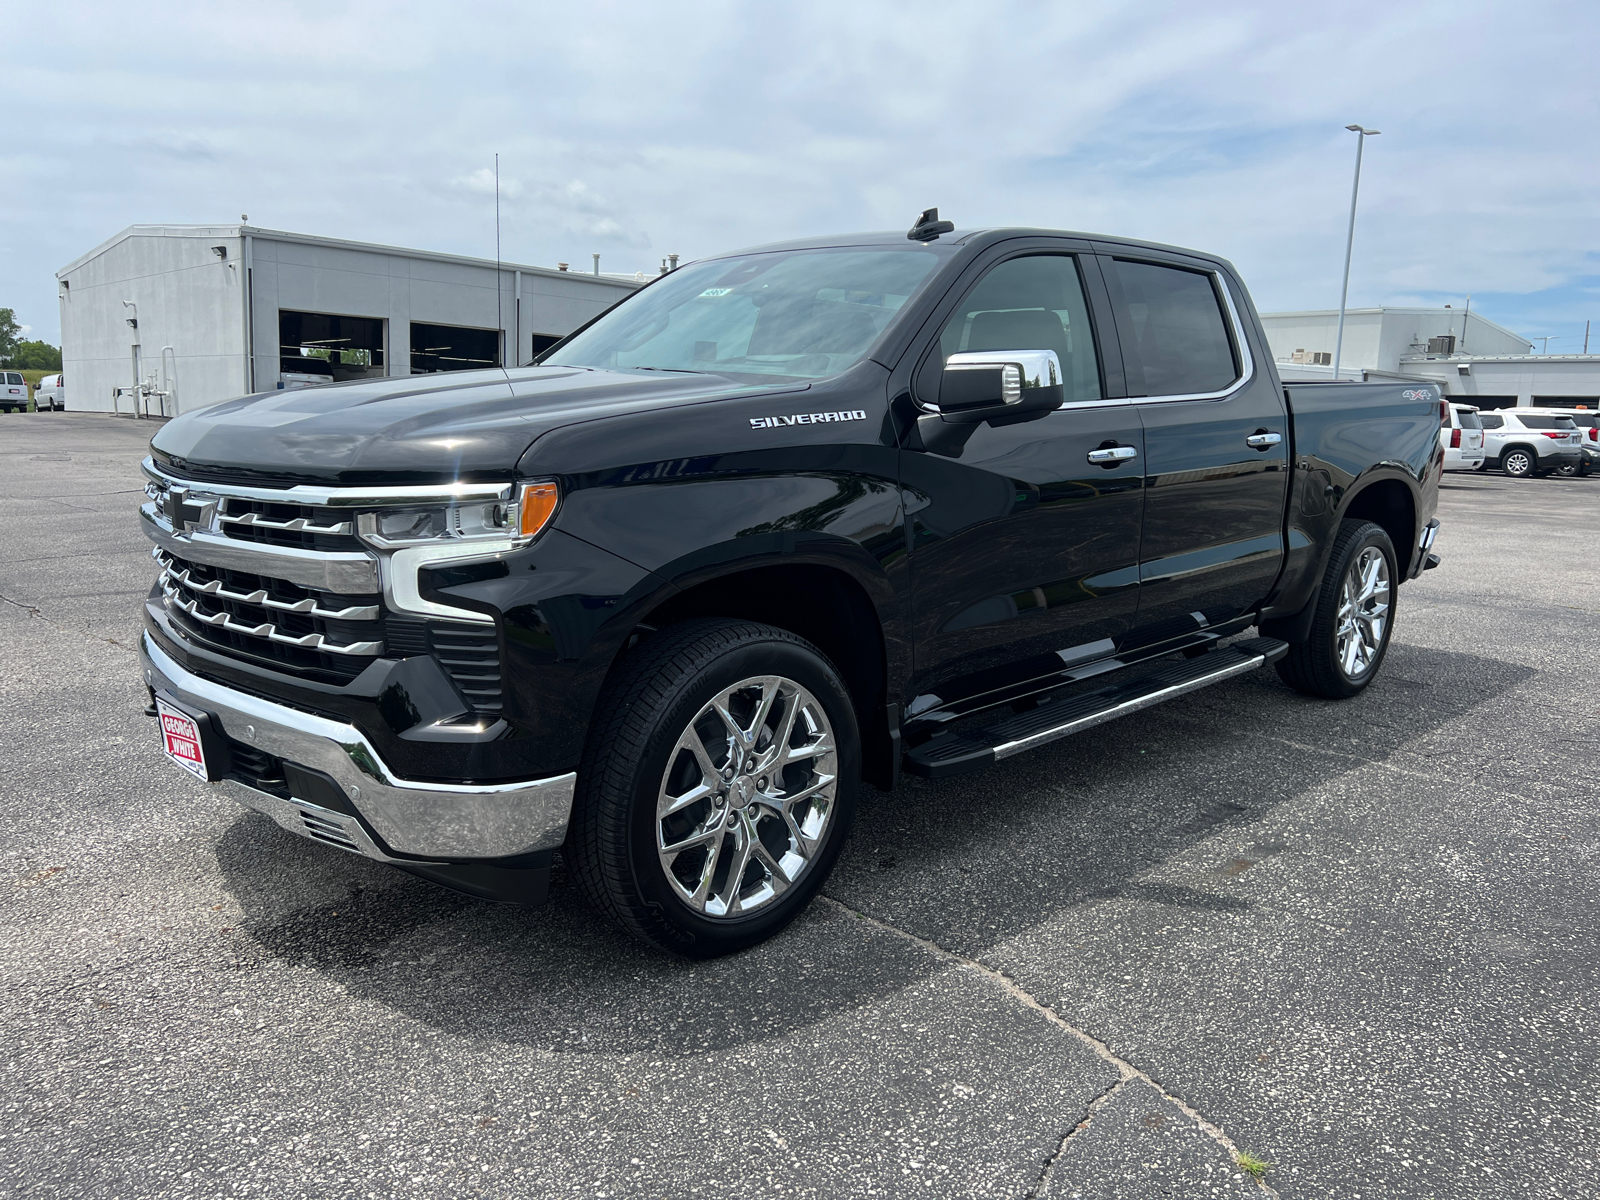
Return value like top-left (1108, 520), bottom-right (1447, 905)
top-left (904, 637), bottom-right (1289, 780)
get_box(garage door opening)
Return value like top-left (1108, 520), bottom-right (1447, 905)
top-left (279, 311), bottom-right (386, 387)
top-left (528, 333), bottom-right (562, 363)
top-left (411, 323), bottom-right (502, 374)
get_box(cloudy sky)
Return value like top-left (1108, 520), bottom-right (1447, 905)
top-left (5, 0), bottom-right (1598, 350)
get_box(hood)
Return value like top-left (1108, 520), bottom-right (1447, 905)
top-left (150, 366), bottom-right (803, 485)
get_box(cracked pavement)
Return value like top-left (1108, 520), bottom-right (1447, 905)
top-left (2, 413), bottom-right (1596, 1198)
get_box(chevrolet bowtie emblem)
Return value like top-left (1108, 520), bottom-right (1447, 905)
top-left (163, 486), bottom-right (215, 534)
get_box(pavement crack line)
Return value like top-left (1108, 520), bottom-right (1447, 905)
top-left (0, 590), bottom-right (136, 654)
top-left (820, 894), bottom-right (1280, 1198)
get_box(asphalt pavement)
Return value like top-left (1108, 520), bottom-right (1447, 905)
top-left (1, 412), bottom-right (1596, 1199)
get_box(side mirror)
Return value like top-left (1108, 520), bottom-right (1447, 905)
top-left (937, 349), bottom-right (1064, 420)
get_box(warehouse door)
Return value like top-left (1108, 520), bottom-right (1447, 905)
top-left (410, 323), bottom-right (502, 373)
top-left (279, 311), bottom-right (386, 386)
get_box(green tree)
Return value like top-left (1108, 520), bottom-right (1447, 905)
top-left (9, 341), bottom-right (62, 370)
top-left (0, 308), bottom-right (19, 362)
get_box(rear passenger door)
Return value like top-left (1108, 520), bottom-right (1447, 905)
top-left (1098, 253), bottom-right (1290, 647)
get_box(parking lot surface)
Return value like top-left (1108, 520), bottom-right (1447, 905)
top-left (2, 413), bottom-right (1596, 1199)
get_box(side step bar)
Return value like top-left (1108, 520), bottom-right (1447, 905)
top-left (904, 637), bottom-right (1289, 780)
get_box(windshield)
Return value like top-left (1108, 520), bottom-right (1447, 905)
top-left (547, 247), bottom-right (944, 384)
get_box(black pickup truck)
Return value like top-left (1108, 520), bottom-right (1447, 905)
top-left (138, 211), bottom-right (1443, 956)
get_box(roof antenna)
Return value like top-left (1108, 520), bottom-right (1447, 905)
top-left (907, 207), bottom-right (954, 242)
top-left (494, 153), bottom-right (506, 375)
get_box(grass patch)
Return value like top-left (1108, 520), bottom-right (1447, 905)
top-left (1235, 1150), bottom-right (1271, 1180)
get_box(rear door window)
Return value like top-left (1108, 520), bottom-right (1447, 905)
top-left (5, 373), bottom-right (22, 385)
top-left (1109, 260), bottom-right (1239, 398)
top-left (1456, 410), bottom-right (1482, 429)
top-left (1518, 415), bottom-right (1575, 430)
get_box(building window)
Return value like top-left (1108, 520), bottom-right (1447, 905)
top-left (410, 323), bottom-right (502, 373)
top-left (279, 311), bottom-right (386, 385)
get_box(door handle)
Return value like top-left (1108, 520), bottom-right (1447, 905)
top-left (1087, 446), bottom-right (1138, 465)
top-left (1246, 431), bottom-right (1282, 449)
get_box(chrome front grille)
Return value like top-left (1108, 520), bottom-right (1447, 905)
top-left (157, 548), bottom-right (383, 679)
top-left (143, 459), bottom-right (509, 707)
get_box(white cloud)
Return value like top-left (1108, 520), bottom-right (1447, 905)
top-left (4, 0), bottom-right (1598, 345)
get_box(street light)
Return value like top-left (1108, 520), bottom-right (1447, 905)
top-left (1332, 124), bottom-right (1381, 380)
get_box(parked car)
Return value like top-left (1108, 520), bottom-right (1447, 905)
top-left (1517, 406), bottom-right (1597, 476)
top-left (33, 373), bottom-right (65, 412)
top-left (1441, 404), bottom-right (1485, 471)
top-left (1478, 409), bottom-right (1583, 477)
top-left (1, 371), bottom-right (28, 412)
top-left (136, 215), bottom-right (1444, 956)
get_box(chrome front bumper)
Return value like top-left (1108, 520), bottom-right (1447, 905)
top-left (140, 633), bottom-right (576, 863)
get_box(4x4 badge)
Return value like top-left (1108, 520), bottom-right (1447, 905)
top-left (750, 409), bottom-right (867, 429)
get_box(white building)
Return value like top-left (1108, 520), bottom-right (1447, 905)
top-left (56, 224), bottom-right (641, 416)
top-left (1259, 305), bottom-right (1600, 407)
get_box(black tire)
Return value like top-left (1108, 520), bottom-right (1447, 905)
top-left (1275, 520), bottom-right (1398, 700)
top-left (567, 618), bottom-right (860, 958)
top-left (1501, 446), bottom-right (1537, 478)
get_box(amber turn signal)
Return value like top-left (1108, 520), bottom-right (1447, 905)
top-left (517, 481), bottom-right (560, 538)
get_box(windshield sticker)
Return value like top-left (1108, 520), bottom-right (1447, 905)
top-left (751, 410), bottom-right (868, 429)
top-left (698, 288), bottom-right (733, 298)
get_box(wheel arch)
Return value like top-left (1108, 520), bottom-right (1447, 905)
top-left (607, 555), bottom-right (899, 790)
top-left (1339, 475), bottom-right (1417, 577)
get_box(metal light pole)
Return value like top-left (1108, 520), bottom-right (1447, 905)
top-left (1332, 124), bottom-right (1381, 380)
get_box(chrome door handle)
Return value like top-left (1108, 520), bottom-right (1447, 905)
top-left (1246, 432), bottom-right (1282, 449)
top-left (1087, 446), bottom-right (1139, 464)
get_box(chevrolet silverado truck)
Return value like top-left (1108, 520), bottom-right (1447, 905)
top-left (138, 210), bottom-right (1444, 957)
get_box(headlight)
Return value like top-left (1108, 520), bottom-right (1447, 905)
top-left (357, 481), bottom-right (559, 549)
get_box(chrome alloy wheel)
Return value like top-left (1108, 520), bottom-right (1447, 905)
top-left (1335, 546), bottom-right (1391, 679)
top-left (656, 675), bottom-right (837, 918)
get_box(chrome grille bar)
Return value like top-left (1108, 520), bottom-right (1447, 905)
top-left (156, 552), bottom-right (379, 621)
top-left (162, 580), bottom-right (382, 656)
top-left (218, 509), bottom-right (353, 536)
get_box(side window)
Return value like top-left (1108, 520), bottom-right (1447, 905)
top-left (1478, 414), bottom-right (1503, 430)
top-left (1110, 260), bottom-right (1239, 397)
top-left (932, 255), bottom-right (1103, 404)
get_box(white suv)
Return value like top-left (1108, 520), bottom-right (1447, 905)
top-left (1521, 406), bottom-right (1597, 476)
top-left (1441, 404), bottom-right (1485, 471)
top-left (1478, 408), bottom-right (1584, 478)
top-left (33, 373), bottom-right (65, 412)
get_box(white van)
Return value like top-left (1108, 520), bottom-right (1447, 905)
top-left (1, 371), bottom-right (28, 413)
top-left (34, 373), bottom-right (65, 411)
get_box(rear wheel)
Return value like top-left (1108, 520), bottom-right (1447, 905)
top-left (567, 619), bottom-right (859, 958)
top-left (1275, 520), bottom-right (1397, 700)
top-left (1501, 446), bottom-right (1537, 478)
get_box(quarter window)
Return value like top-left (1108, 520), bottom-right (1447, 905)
top-left (1478, 414), bottom-right (1504, 429)
top-left (932, 255), bottom-right (1102, 404)
top-left (1110, 260), bottom-right (1239, 397)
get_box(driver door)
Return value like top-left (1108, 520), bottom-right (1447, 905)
top-left (899, 247), bottom-right (1145, 708)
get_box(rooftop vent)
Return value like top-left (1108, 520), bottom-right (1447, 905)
top-left (1427, 335), bottom-right (1457, 355)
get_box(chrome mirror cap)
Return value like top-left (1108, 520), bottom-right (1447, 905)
top-left (938, 348), bottom-right (1062, 412)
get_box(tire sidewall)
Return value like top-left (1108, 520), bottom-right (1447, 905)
top-left (623, 638), bottom-right (860, 955)
top-left (1319, 526), bottom-right (1397, 696)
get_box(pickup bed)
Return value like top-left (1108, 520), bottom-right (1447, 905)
top-left (138, 212), bottom-right (1443, 956)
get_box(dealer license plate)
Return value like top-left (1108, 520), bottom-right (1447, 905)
top-left (156, 698), bottom-right (209, 781)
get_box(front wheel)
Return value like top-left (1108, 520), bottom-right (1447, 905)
top-left (1275, 520), bottom-right (1397, 699)
top-left (567, 619), bottom-right (859, 958)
